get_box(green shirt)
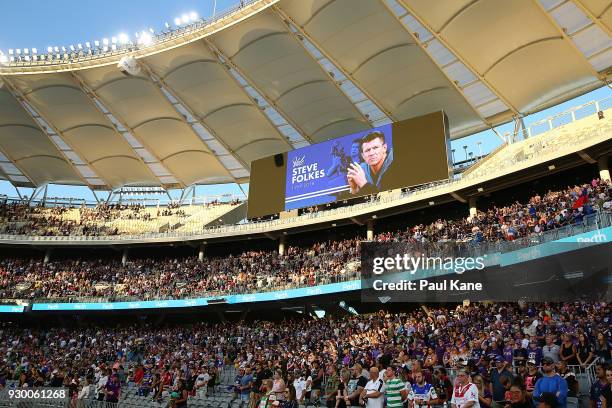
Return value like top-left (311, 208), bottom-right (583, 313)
top-left (386, 377), bottom-right (405, 408)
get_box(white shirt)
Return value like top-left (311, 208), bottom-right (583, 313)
top-left (78, 384), bottom-right (92, 399)
top-left (96, 375), bottom-right (108, 393)
top-left (293, 378), bottom-right (306, 400)
top-left (196, 373), bottom-right (210, 388)
top-left (451, 382), bottom-right (480, 408)
top-left (363, 378), bottom-right (386, 408)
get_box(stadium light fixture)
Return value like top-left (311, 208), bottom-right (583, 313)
top-left (32, 48), bottom-right (37, 54)
top-left (189, 11), bottom-right (198, 22)
top-left (149, 28), bottom-right (154, 33)
top-left (47, 46), bottom-right (53, 53)
top-left (139, 31), bottom-right (153, 45)
top-left (164, 22), bottom-right (170, 29)
top-left (54, 47), bottom-right (59, 52)
top-left (24, 48), bottom-right (29, 54)
top-left (77, 44), bottom-right (83, 50)
top-left (0, 55), bottom-right (7, 64)
top-left (16, 49), bottom-right (21, 55)
top-left (181, 14), bottom-right (190, 24)
top-left (8, 49), bottom-right (13, 55)
top-left (174, 17), bottom-right (181, 26)
top-left (70, 45), bottom-right (75, 51)
top-left (111, 37), bottom-right (117, 44)
top-left (118, 33), bottom-right (129, 44)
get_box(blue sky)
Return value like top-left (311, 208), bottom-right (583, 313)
top-left (0, 1), bottom-right (610, 201)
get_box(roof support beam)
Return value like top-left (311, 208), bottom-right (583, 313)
top-left (395, 0), bottom-right (521, 116)
top-left (203, 38), bottom-right (313, 147)
top-left (533, 0), bottom-right (610, 78)
top-left (379, 0), bottom-right (493, 130)
top-left (0, 77), bottom-right (98, 189)
top-left (137, 60), bottom-right (251, 182)
top-left (571, 0), bottom-right (612, 38)
top-left (69, 72), bottom-right (178, 189)
top-left (0, 143), bottom-right (34, 186)
top-left (272, 5), bottom-right (393, 127)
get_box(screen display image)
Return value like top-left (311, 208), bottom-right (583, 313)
top-left (247, 111), bottom-right (451, 219)
top-left (285, 124), bottom-right (393, 210)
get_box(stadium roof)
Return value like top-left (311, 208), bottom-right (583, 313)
top-left (0, 0), bottom-right (610, 190)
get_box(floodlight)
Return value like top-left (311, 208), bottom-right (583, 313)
top-left (0, 55), bottom-right (7, 64)
top-left (61, 46), bottom-right (66, 52)
top-left (149, 28), bottom-right (154, 33)
top-left (139, 32), bottom-right (153, 45)
top-left (181, 14), bottom-right (189, 24)
top-left (111, 37), bottom-right (117, 44)
top-left (69, 45), bottom-right (75, 51)
top-left (85, 42), bottom-right (91, 48)
top-left (47, 46), bottom-right (53, 53)
top-left (8, 49), bottom-right (13, 55)
top-left (54, 47), bottom-right (59, 52)
top-left (118, 33), bottom-right (129, 44)
top-left (189, 12), bottom-right (198, 21)
top-left (32, 48), bottom-right (37, 54)
top-left (77, 44), bottom-right (82, 49)
top-left (102, 38), bottom-right (109, 45)
top-left (174, 17), bottom-right (181, 26)
top-left (16, 49), bottom-right (21, 55)
top-left (24, 48), bottom-right (29, 54)
top-left (164, 22), bottom-right (170, 29)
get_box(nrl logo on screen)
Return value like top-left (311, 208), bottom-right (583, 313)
top-left (292, 155), bottom-right (305, 168)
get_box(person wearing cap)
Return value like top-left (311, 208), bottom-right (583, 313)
top-left (346, 131), bottom-right (396, 196)
top-left (525, 360), bottom-right (542, 396)
top-left (491, 355), bottom-right (513, 408)
top-left (533, 357), bottom-right (567, 408)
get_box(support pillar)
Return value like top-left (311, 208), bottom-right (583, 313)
top-left (43, 248), bottom-right (52, 264)
top-left (468, 197), bottom-right (478, 219)
top-left (279, 235), bottom-right (286, 256)
top-left (198, 243), bottom-right (205, 262)
top-left (121, 248), bottom-right (129, 266)
top-left (599, 156), bottom-right (610, 182)
top-left (367, 219), bottom-right (375, 241)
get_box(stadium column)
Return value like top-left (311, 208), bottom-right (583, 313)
top-left (43, 248), bottom-right (52, 264)
top-left (599, 156), bottom-right (610, 182)
top-left (469, 197), bottom-right (478, 219)
top-left (198, 243), bottom-right (205, 262)
top-left (367, 220), bottom-right (375, 241)
top-left (279, 235), bottom-right (286, 256)
top-left (121, 249), bottom-right (129, 266)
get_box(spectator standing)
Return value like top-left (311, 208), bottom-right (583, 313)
top-left (491, 356), bottom-right (513, 408)
top-left (360, 367), bottom-right (386, 408)
top-left (451, 369), bottom-right (480, 408)
top-left (533, 357), bottom-right (568, 408)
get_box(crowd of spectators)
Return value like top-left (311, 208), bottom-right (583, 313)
top-left (0, 179), bottom-right (610, 302)
top-left (0, 303), bottom-right (610, 407)
top-left (0, 199), bottom-right (242, 237)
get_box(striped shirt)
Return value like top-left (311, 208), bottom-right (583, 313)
top-left (386, 377), bottom-right (405, 408)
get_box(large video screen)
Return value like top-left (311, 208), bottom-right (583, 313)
top-left (247, 111), bottom-right (451, 218)
top-left (286, 124), bottom-right (393, 210)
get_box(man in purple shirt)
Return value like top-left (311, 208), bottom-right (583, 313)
top-left (528, 340), bottom-right (544, 367)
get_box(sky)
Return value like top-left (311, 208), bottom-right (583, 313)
top-left (0, 1), bottom-right (610, 201)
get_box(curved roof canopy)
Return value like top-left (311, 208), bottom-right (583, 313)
top-left (0, 0), bottom-right (609, 189)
